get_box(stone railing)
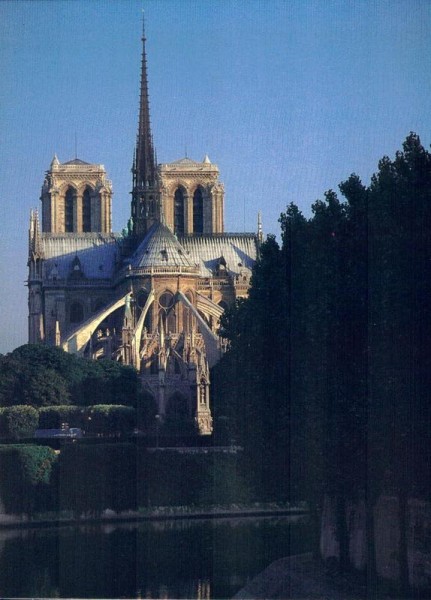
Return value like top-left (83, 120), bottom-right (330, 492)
top-left (44, 278), bottom-right (112, 288)
top-left (115, 264), bottom-right (200, 283)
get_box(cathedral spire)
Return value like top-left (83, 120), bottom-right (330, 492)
top-left (135, 13), bottom-right (156, 189)
top-left (131, 13), bottom-right (160, 236)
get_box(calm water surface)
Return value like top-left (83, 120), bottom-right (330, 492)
top-left (1, 514), bottom-right (312, 599)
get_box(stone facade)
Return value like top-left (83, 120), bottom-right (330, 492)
top-left (41, 157), bottom-right (112, 234)
top-left (160, 156), bottom-right (224, 235)
top-left (27, 27), bottom-right (259, 436)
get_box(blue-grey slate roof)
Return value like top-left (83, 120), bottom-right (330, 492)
top-left (41, 233), bottom-right (120, 280)
top-left (130, 222), bottom-right (195, 269)
top-left (179, 233), bottom-right (257, 277)
top-left (39, 226), bottom-right (258, 282)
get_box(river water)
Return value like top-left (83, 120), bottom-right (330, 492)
top-left (0, 514), bottom-right (312, 599)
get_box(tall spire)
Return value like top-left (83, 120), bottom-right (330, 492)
top-left (135, 12), bottom-right (157, 189)
top-left (131, 13), bottom-right (160, 236)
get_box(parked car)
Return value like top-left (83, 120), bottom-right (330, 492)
top-left (34, 427), bottom-right (83, 439)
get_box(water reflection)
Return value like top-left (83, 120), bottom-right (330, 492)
top-left (0, 515), bottom-right (311, 599)
top-left (136, 579), bottom-right (210, 600)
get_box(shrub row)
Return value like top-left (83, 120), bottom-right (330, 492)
top-left (0, 406), bottom-right (39, 439)
top-left (0, 444), bottom-right (253, 516)
top-left (0, 405), bottom-right (137, 439)
top-left (55, 446), bottom-right (252, 515)
top-left (0, 444), bottom-right (57, 514)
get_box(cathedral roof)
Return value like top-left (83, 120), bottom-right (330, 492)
top-left (40, 233), bottom-right (120, 280)
top-left (63, 158), bottom-right (91, 166)
top-left (169, 157), bottom-right (201, 166)
top-left (130, 221), bottom-right (197, 270)
top-left (178, 233), bottom-right (258, 277)
top-left (160, 156), bottom-right (219, 175)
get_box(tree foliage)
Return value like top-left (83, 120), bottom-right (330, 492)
top-left (213, 133), bottom-right (431, 584)
top-left (0, 345), bottom-right (140, 408)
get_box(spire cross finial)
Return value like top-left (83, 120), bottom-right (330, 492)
top-left (142, 9), bottom-right (146, 41)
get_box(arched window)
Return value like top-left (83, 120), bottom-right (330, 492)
top-left (144, 306), bottom-right (152, 331)
top-left (174, 188), bottom-right (185, 235)
top-left (193, 188), bottom-right (204, 233)
top-left (167, 308), bottom-right (176, 333)
top-left (159, 291), bottom-right (176, 333)
top-left (82, 188), bottom-right (92, 232)
top-left (65, 188), bottom-right (75, 232)
top-left (159, 291), bottom-right (174, 310)
top-left (159, 308), bottom-right (176, 335)
top-left (70, 301), bottom-right (84, 323)
top-left (158, 309), bottom-right (167, 335)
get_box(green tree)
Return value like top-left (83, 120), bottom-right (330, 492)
top-left (22, 369), bottom-right (70, 406)
top-left (213, 133), bottom-right (431, 592)
top-left (0, 344), bottom-right (140, 408)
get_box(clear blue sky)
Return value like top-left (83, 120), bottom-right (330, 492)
top-left (0, 0), bottom-right (430, 354)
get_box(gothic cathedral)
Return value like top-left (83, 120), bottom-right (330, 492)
top-left (27, 25), bottom-right (260, 435)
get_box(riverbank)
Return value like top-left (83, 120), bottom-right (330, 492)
top-left (0, 502), bottom-right (307, 530)
top-left (233, 553), bottom-right (419, 600)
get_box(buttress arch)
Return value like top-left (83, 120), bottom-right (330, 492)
top-left (62, 292), bottom-right (130, 354)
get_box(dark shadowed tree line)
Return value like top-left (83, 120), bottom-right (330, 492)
top-left (212, 133), bottom-right (431, 591)
top-left (0, 344), bottom-right (140, 408)
top-left (0, 345), bottom-right (149, 439)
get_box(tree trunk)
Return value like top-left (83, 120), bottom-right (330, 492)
top-left (365, 497), bottom-right (377, 599)
top-left (336, 494), bottom-right (350, 572)
top-left (310, 498), bottom-right (322, 560)
top-left (398, 487), bottom-right (410, 596)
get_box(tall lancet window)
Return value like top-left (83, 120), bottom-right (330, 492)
top-left (193, 188), bottom-right (204, 234)
top-left (65, 188), bottom-right (75, 232)
top-left (82, 188), bottom-right (92, 232)
top-left (174, 188), bottom-right (185, 235)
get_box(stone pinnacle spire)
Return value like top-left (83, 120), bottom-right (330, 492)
top-left (131, 13), bottom-right (160, 236)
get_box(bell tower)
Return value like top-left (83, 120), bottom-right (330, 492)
top-left (159, 155), bottom-right (224, 234)
top-left (40, 155), bottom-right (113, 234)
top-left (131, 17), bottom-right (160, 237)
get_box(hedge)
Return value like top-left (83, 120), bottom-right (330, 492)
top-left (0, 443), bottom-right (253, 517)
top-left (57, 443), bottom-right (138, 516)
top-left (57, 445), bottom-right (252, 514)
top-left (38, 405), bottom-right (85, 429)
top-left (85, 405), bottom-right (136, 436)
top-left (0, 444), bottom-right (57, 515)
top-left (37, 405), bottom-right (136, 435)
top-left (141, 450), bottom-right (253, 508)
top-left (0, 406), bottom-right (39, 439)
